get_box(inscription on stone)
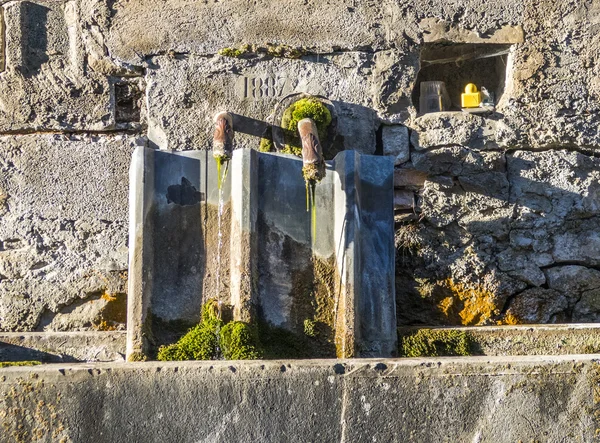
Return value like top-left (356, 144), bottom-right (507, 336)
top-left (236, 75), bottom-right (291, 99)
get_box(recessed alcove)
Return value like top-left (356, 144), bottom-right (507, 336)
top-left (412, 43), bottom-right (512, 114)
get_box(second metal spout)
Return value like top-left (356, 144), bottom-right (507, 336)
top-left (298, 118), bottom-right (325, 182)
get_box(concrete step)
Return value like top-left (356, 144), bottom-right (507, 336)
top-left (0, 331), bottom-right (126, 363)
top-left (397, 324), bottom-right (600, 356)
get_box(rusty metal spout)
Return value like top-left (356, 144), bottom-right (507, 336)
top-left (298, 118), bottom-right (325, 182)
top-left (213, 111), bottom-right (234, 159)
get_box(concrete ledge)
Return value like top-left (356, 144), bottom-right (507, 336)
top-left (398, 324), bottom-right (600, 356)
top-left (0, 332), bottom-right (126, 363)
top-left (0, 355), bottom-right (597, 442)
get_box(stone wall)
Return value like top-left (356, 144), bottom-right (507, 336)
top-left (1, 0), bottom-right (599, 332)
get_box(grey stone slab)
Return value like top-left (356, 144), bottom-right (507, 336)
top-left (0, 356), bottom-right (596, 442)
top-left (0, 331), bottom-right (125, 363)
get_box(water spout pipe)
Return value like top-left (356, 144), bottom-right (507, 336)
top-left (298, 118), bottom-right (325, 182)
top-left (213, 111), bottom-right (234, 159)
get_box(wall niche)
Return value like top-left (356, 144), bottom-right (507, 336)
top-left (412, 43), bottom-right (512, 115)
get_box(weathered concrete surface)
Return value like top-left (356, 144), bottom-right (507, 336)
top-left (0, 134), bottom-right (143, 332)
top-left (398, 324), bottom-right (600, 356)
top-left (0, 355), bottom-right (598, 442)
top-left (0, 332), bottom-right (125, 363)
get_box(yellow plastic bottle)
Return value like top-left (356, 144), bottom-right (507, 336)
top-left (461, 83), bottom-right (482, 108)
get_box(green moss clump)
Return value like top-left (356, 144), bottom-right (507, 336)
top-left (157, 322), bottom-right (221, 361)
top-left (281, 98), bottom-right (332, 156)
top-left (0, 361), bottom-right (41, 368)
top-left (157, 299), bottom-right (263, 361)
top-left (220, 321), bottom-right (262, 360)
top-left (303, 319), bottom-right (317, 337)
top-left (259, 127), bottom-right (274, 152)
top-left (218, 44), bottom-right (252, 58)
top-left (399, 329), bottom-right (472, 357)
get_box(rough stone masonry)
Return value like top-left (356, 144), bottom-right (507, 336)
top-left (0, 0), bottom-right (600, 333)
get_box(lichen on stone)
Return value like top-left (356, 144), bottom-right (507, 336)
top-left (437, 279), bottom-right (500, 326)
top-left (399, 329), bottom-right (472, 357)
top-left (0, 361), bottom-right (41, 368)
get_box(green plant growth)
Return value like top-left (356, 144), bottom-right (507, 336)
top-left (0, 361), bottom-right (41, 368)
top-left (281, 98), bottom-right (332, 157)
top-left (157, 300), bottom-right (263, 361)
top-left (303, 318), bottom-right (317, 337)
top-left (218, 43), bottom-right (306, 59)
top-left (259, 126), bottom-right (274, 152)
top-left (220, 321), bottom-right (262, 359)
top-left (399, 329), bottom-right (472, 357)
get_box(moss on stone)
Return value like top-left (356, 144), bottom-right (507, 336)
top-left (220, 321), bottom-right (262, 360)
top-left (218, 43), bottom-right (306, 59)
top-left (259, 127), bottom-right (274, 152)
top-left (0, 361), bottom-right (41, 368)
top-left (127, 352), bottom-right (148, 362)
top-left (399, 329), bottom-right (472, 357)
top-left (257, 321), bottom-right (310, 359)
top-left (281, 97), bottom-right (332, 156)
top-left (218, 44), bottom-right (252, 58)
top-left (157, 299), bottom-right (263, 361)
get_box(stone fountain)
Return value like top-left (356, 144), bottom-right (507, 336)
top-left (126, 98), bottom-right (396, 361)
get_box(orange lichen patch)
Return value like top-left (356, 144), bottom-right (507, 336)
top-left (437, 279), bottom-right (499, 326)
top-left (498, 312), bottom-right (520, 325)
top-left (101, 292), bottom-right (117, 302)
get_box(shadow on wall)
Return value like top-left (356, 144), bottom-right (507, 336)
top-left (396, 146), bottom-right (600, 327)
top-left (19, 2), bottom-right (50, 78)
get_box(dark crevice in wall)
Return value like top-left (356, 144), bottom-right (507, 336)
top-left (374, 124), bottom-right (384, 155)
top-left (0, 128), bottom-right (146, 137)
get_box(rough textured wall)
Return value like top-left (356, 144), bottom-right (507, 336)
top-left (0, 0), bottom-right (599, 331)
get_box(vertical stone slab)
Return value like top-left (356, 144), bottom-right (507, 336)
top-left (229, 149), bottom-right (258, 322)
top-left (333, 151), bottom-right (358, 358)
top-left (356, 155), bottom-right (397, 357)
top-left (126, 146), bottom-right (155, 361)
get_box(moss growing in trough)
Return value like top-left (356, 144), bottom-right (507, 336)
top-left (220, 321), bottom-right (262, 360)
top-left (399, 329), bottom-right (473, 357)
top-left (157, 299), bottom-right (263, 361)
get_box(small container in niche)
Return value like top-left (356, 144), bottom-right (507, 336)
top-left (419, 81), bottom-right (451, 114)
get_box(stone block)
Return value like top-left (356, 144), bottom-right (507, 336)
top-left (382, 125), bottom-right (410, 165)
top-left (145, 55), bottom-right (377, 153)
top-left (0, 1), bottom-right (127, 132)
top-left (394, 168), bottom-right (427, 188)
top-left (394, 189), bottom-right (414, 210)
